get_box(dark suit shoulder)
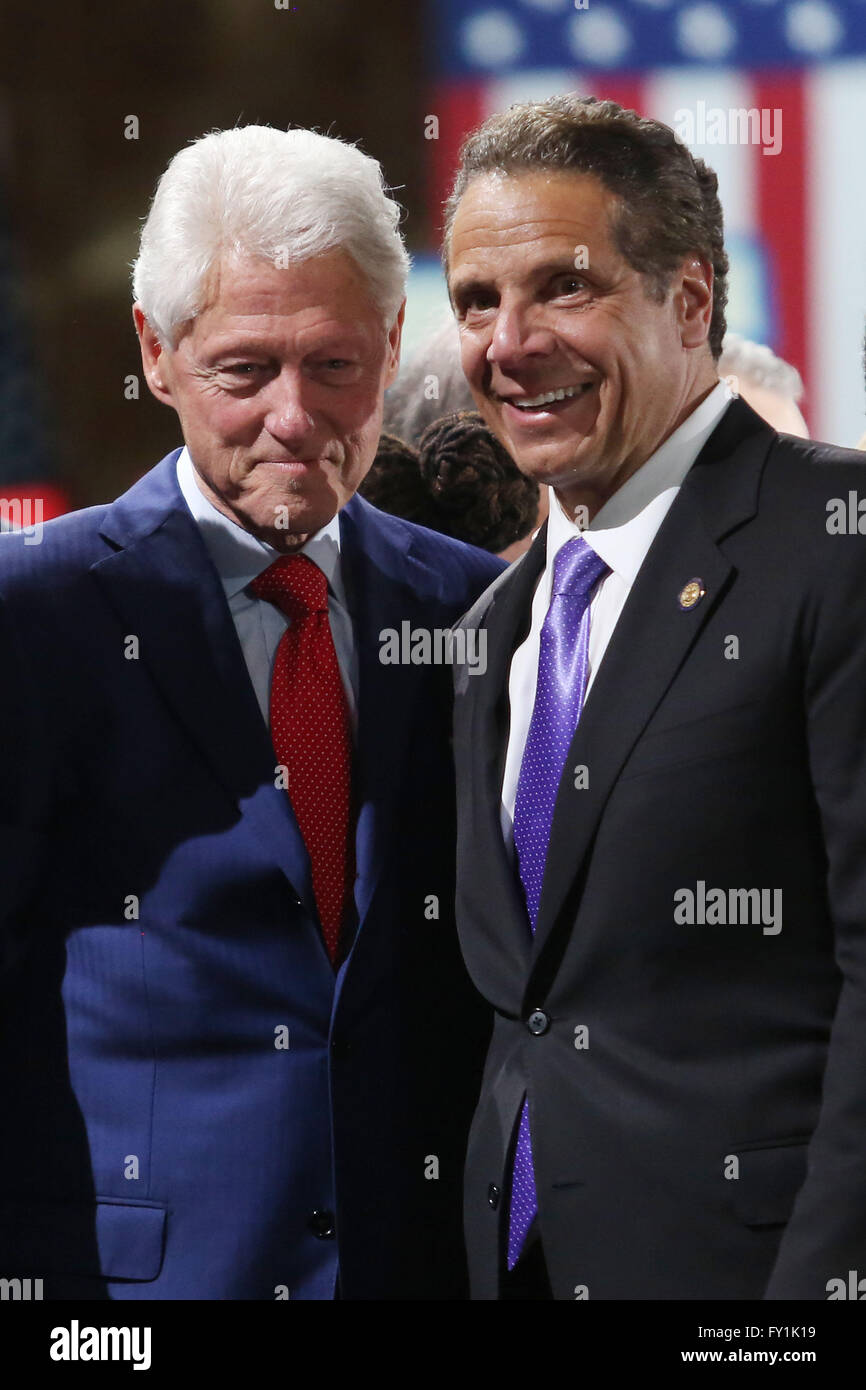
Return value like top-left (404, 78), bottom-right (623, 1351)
top-left (0, 503), bottom-right (113, 594)
top-left (765, 430), bottom-right (866, 481)
top-left (398, 515), bottom-right (505, 591)
top-left (347, 494), bottom-right (505, 603)
top-left (755, 433), bottom-right (866, 571)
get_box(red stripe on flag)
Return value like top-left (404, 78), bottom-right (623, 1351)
top-left (428, 80), bottom-right (487, 243)
top-left (753, 74), bottom-right (809, 412)
top-left (427, 76), bottom-right (647, 244)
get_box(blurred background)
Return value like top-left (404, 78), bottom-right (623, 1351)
top-left (2, 0), bottom-right (866, 514)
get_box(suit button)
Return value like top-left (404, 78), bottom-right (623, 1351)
top-left (309, 1209), bottom-right (336, 1239)
top-left (488, 1183), bottom-right (500, 1210)
top-left (526, 1009), bottom-right (549, 1035)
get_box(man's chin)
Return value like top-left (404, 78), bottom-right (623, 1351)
top-left (249, 504), bottom-right (337, 543)
top-left (241, 478), bottom-right (347, 538)
top-left (506, 446), bottom-right (598, 491)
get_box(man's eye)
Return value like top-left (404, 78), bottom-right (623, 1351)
top-left (320, 359), bottom-right (354, 370)
top-left (222, 363), bottom-right (264, 376)
top-left (458, 294), bottom-right (496, 317)
top-left (553, 275), bottom-right (588, 297)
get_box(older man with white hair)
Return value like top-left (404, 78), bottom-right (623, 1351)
top-left (717, 333), bottom-right (809, 438)
top-left (0, 126), bottom-right (502, 1300)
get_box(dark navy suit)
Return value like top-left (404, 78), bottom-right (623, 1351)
top-left (0, 449), bottom-right (502, 1299)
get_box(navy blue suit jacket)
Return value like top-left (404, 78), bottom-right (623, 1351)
top-left (0, 450), bottom-right (503, 1299)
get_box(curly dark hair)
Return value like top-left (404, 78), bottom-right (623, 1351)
top-left (359, 433), bottom-right (442, 530)
top-left (417, 412), bottom-right (539, 552)
top-left (360, 416), bottom-right (540, 554)
top-left (444, 94), bottom-right (728, 359)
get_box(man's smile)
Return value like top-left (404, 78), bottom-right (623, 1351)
top-left (499, 382), bottom-right (595, 411)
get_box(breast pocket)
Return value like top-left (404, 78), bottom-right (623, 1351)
top-left (618, 701), bottom-right (766, 784)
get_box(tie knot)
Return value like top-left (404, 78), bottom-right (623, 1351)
top-left (249, 553), bottom-right (329, 620)
top-left (552, 536), bottom-right (608, 601)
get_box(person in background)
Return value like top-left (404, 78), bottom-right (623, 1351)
top-left (362, 411), bottom-right (544, 558)
top-left (360, 431), bottom-right (443, 531)
top-left (0, 124), bottom-right (502, 1301)
top-left (717, 333), bottom-right (809, 438)
top-left (383, 315), bottom-right (474, 445)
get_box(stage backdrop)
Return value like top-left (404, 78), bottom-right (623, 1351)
top-left (422, 0), bottom-right (866, 447)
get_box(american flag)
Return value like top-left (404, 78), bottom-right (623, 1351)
top-left (427, 0), bottom-right (866, 446)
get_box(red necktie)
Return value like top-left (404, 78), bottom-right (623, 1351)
top-left (250, 554), bottom-right (354, 964)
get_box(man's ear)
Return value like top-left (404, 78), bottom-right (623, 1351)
top-left (133, 303), bottom-right (175, 405)
top-left (676, 257), bottom-right (714, 350)
top-left (384, 299), bottom-right (406, 389)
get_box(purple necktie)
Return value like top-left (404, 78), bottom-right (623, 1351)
top-left (508, 535), bottom-right (609, 1270)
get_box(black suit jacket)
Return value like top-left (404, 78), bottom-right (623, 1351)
top-left (453, 398), bottom-right (866, 1300)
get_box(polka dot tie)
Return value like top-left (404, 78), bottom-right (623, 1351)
top-left (507, 536), bottom-right (609, 1270)
top-left (250, 554), bottom-right (354, 966)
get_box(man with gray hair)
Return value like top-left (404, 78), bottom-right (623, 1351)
top-left (718, 333), bottom-right (809, 438)
top-left (0, 125), bottom-right (501, 1300)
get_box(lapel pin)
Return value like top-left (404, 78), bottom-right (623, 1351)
top-left (678, 578), bottom-right (706, 611)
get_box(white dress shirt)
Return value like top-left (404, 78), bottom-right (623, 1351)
top-left (500, 379), bottom-right (733, 848)
top-left (176, 447), bottom-right (357, 732)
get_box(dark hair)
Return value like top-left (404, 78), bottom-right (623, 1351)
top-left (361, 415), bottom-right (540, 554)
top-left (444, 94), bottom-right (728, 359)
top-left (359, 433), bottom-right (442, 529)
top-left (417, 412), bottom-right (539, 552)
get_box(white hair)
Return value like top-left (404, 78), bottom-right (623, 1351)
top-left (718, 333), bottom-right (804, 402)
top-left (383, 314), bottom-right (474, 445)
top-left (132, 125), bottom-right (410, 346)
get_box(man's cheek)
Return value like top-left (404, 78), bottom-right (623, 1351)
top-left (342, 386), bottom-right (386, 434)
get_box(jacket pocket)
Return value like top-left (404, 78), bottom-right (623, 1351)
top-left (728, 1138), bottom-right (810, 1227)
top-left (0, 1196), bottom-right (167, 1281)
top-left (618, 701), bottom-right (766, 783)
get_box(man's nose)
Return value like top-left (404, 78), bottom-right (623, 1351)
top-left (487, 301), bottom-right (555, 371)
top-left (263, 372), bottom-right (317, 443)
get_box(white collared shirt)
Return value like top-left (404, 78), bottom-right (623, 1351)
top-left (500, 380), bottom-right (733, 848)
top-left (176, 447), bottom-right (357, 732)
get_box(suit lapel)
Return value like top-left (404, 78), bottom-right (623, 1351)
top-left (339, 496), bottom-right (447, 930)
top-left (458, 530), bottom-right (548, 974)
top-left (473, 534), bottom-right (544, 807)
top-left (90, 453), bottom-right (316, 918)
top-left (530, 399), bottom-right (774, 972)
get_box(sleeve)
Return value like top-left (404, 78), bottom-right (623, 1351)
top-left (764, 526), bottom-right (866, 1298)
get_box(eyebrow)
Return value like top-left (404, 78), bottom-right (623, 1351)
top-left (205, 343), bottom-right (273, 358)
top-left (203, 332), bottom-right (365, 360)
top-left (450, 258), bottom-right (594, 300)
top-left (449, 277), bottom-right (489, 305)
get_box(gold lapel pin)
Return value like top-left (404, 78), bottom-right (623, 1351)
top-left (678, 578), bottom-right (706, 611)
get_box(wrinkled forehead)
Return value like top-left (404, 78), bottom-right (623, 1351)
top-left (195, 246), bottom-right (378, 318)
top-left (168, 248), bottom-right (392, 354)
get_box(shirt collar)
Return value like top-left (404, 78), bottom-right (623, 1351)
top-left (547, 379), bottom-right (733, 586)
top-left (176, 446), bottom-right (345, 603)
